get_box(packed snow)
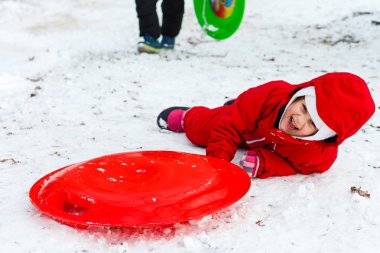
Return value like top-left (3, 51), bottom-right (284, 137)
top-left (0, 0), bottom-right (380, 252)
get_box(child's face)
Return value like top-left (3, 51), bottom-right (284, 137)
top-left (280, 97), bottom-right (318, 137)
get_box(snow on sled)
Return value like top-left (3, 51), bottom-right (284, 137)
top-left (29, 151), bottom-right (251, 229)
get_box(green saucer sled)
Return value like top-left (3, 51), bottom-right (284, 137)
top-left (194, 0), bottom-right (245, 40)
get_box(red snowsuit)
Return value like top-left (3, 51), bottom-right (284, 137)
top-left (183, 73), bottom-right (375, 178)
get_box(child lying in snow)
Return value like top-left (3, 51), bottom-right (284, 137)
top-left (157, 72), bottom-right (375, 178)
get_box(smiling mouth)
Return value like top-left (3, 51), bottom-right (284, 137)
top-left (289, 117), bottom-right (298, 130)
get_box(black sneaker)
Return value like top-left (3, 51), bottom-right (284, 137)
top-left (157, 106), bottom-right (190, 132)
top-left (161, 35), bottom-right (175, 49)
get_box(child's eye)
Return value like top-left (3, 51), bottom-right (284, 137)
top-left (302, 104), bottom-right (307, 112)
top-left (310, 120), bottom-right (317, 129)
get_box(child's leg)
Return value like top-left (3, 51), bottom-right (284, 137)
top-left (161, 0), bottom-right (185, 38)
top-left (183, 106), bottom-right (230, 147)
top-left (135, 0), bottom-right (160, 38)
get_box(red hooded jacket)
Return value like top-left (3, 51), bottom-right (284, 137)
top-left (183, 72), bottom-right (375, 178)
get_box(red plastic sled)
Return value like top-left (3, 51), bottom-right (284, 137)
top-left (29, 151), bottom-right (251, 228)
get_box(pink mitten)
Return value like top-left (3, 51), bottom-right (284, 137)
top-left (239, 150), bottom-right (260, 177)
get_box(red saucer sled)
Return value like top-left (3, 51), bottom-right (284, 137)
top-left (29, 151), bottom-right (251, 229)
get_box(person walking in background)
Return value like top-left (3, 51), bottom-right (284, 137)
top-left (135, 0), bottom-right (185, 54)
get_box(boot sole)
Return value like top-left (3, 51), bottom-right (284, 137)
top-left (137, 44), bottom-right (160, 54)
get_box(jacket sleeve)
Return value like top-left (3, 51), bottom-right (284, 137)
top-left (206, 82), bottom-right (283, 161)
top-left (255, 146), bottom-right (337, 179)
top-left (205, 111), bottom-right (244, 161)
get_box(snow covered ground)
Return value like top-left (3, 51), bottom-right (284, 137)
top-left (1, 0), bottom-right (380, 252)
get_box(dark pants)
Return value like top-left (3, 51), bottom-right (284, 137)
top-left (135, 0), bottom-right (185, 39)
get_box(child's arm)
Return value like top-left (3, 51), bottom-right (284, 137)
top-left (254, 148), bottom-right (337, 178)
top-left (206, 111), bottom-right (246, 161)
top-left (206, 81), bottom-right (292, 161)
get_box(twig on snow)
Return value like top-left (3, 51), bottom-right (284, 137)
top-left (350, 186), bottom-right (371, 198)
